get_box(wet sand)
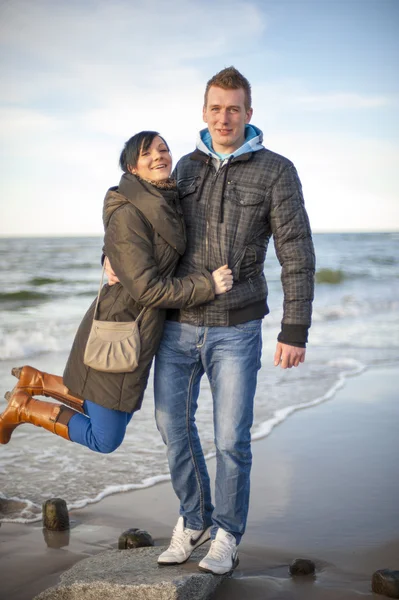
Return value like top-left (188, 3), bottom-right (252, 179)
top-left (1, 366), bottom-right (398, 600)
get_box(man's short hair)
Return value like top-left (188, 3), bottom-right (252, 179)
top-left (204, 66), bottom-right (252, 111)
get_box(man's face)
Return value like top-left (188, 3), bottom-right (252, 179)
top-left (203, 86), bottom-right (253, 155)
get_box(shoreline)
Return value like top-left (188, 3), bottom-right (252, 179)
top-left (0, 356), bottom-right (370, 525)
top-left (1, 365), bottom-right (398, 599)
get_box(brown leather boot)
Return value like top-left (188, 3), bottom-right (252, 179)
top-left (0, 390), bottom-right (76, 444)
top-left (10, 365), bottom-right (84, 413)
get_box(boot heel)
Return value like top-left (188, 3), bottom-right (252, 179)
top-left (11, 367), bottom-right (23, 379)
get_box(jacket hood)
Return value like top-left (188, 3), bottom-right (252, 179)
top-left (103, 188), bottom-right (129, 229)
top-left (103, 173), bottom-right (186, 255)
top-left (197, 124), bottom-right (264, 162)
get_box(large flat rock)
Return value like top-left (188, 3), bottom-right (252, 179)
top-left (34, 545), bottom-right (226, 600)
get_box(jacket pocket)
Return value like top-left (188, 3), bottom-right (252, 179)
top-left (178, 176), bottom-right (200, 199)
top-left (232, 246), bottom-right (259, 281)
top-left (226, 181), bottom-right (264, 206)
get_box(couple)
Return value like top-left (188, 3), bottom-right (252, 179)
top-left (0, 67), bottom-right (315, 575)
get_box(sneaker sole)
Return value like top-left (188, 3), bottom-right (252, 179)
top-left (198, 555), bottom-right (239, 576)
top-left (157, 536), bottom-right (211, 567)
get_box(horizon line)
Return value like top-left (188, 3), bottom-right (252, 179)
top-left (1, 230), bottom-right (399, 239)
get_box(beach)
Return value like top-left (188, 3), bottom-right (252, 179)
top-left (1, 365), bottom-right (398, 600)
top-left (2, 233), bottom-right (399, 525)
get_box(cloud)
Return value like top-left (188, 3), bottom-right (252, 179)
top-left (0, 0), bottom-right (267, 153)
top-left (265, 132), bottom-right (399, 232)
top-left (0, 0), bottom-right (266, 107)
top-left (252, 80), bottom-right (394, 121)
top-left (1, 0), bottom-right (266, 63)
top-left (0, 107), bottom-right (61, 135)
top-left (296, 92), bottom-right (391, 110)
top-left (0, 0), bottom-right (397, 235)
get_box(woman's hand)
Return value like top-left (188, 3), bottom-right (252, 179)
top-left (104, 256), bottom-right (120, 286)
top-left (212, 265), bottom-right (233, 295)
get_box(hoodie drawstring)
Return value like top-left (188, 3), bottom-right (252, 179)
top-left (197, 156), bottom-right (212, 202)
top-left (219, 156), bottom-right (233, 223)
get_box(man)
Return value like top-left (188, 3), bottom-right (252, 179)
top-left (107, 67), bottom-right (315, 575)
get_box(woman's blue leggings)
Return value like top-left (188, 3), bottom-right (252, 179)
top-left (67, 399), bottom-right (133, 453)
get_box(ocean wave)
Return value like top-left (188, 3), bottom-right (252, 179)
top-left (29, 277), bottom-right (64, 286)
top-left (0, 327), bottom-right (74, 360)
top-left (315, 268), bottom-right (345, 284)
top-left (0, 291), bottom-right (49, 303)
top-left (58, 262), bottom-right (98, 270)
top-left (0, 494), bottom-right (41, 523)
top-left (251, 358), bottom-right (366, 440)
top-left (315, 266), bottom-right (399, 284)
top-left (312, 297), bottom-right (399, 322)
top-left (0, 475), bottom-right (174, 524)
top-left (367, 255), bottom-right (397, 266)
top-left (77, 290), bottom-right (98, 297)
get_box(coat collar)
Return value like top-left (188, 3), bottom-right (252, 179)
top-left (104, 173), bottom-right (186, 255)
top-left (189, 148), bottom-right (254, 164)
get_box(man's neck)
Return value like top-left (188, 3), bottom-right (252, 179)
top-left (212, 137), bottom-right (245, 156)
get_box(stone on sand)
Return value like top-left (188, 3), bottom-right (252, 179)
top-left (372, 569), bottom-right (399, 598)
top-left (33, 546), bottom-right (226, 600)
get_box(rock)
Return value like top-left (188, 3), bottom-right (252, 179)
top-left (118, 528), bottom-right (154, 549)
top-left (33, 546), bottom-right (225, 600)
top-left (42, 498), bottom-right (69, 531)
top-left (289, 558), bottom-right (316, 576)
top-left (372, 569), bottom-right (399, 598)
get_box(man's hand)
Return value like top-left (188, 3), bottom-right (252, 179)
top-left (104, 256), bottom-right (120, 286)
top-left (212, 265), bottom-right (233, 295)
top-left (274, 342), bottom-right (306, 369)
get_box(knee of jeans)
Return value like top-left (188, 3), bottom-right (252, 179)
top-left (155, 409), bottom-right (175, 441)
top-left (91, 430), bottom-right (125, 454)
top-left (154, 409), bottom-right (167, 443)
top-left (155, 411), bottom-right (190, 447)
top-left (216, 435), bottom-right (251, 459)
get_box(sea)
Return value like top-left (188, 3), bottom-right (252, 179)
top-left (0, 232), bottom-right (398, 523)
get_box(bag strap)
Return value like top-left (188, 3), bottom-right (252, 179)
top-left (93, 264), bottom-right (106, 320)
top-left (93, 264), bottom-right (146, 324)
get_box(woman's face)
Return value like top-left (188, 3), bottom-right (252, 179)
top-left (131, 136), bottom-right (172, 182)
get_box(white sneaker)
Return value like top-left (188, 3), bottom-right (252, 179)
top-left (158, 516), bottom-right (211, 565)
top-left (198, 528), bottom-right (239, 575)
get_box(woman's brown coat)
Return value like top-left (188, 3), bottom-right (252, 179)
top-left (63, 174), bottom-right (215, 412)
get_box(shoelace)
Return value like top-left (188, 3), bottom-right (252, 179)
top-left (207, 536), bottom-right (235, 560)
top-left (168, 526), bottom-right (193, 550)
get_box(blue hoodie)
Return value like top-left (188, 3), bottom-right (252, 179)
top-left (197, 124), bottom-right (264, 165)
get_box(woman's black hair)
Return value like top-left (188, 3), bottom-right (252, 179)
top-left (119, 131), bottom-right (170, 173)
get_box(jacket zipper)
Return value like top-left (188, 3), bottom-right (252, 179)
top-left (205, 166), bottom-right (225, 267)
top-left (202, 164), bottom-right (221, 324)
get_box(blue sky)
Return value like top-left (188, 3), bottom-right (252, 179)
top-left (0, 0), bottom-right (398, 235)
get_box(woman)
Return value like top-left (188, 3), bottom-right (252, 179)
top-left (0, 131), bottom-right (232, 451)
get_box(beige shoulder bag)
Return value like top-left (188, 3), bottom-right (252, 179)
top-left (83, 265), bottom-right (146, 373)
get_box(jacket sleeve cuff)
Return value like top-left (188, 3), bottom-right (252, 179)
top-left (202, 269), bottom-right (216, 295)
top-left (277, 324), bottom-right (309, 348)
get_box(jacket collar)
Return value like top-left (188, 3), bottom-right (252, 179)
top-left (189, 148), bottom-right (255, 164)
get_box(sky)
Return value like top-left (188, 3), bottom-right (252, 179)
top-left (0, 0), bottom-right (398, 236)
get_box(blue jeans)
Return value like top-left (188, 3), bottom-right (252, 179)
top-left (154, 319), bottom-right (262, 544)
top-left (68, 399), bottom-right (133, 453)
